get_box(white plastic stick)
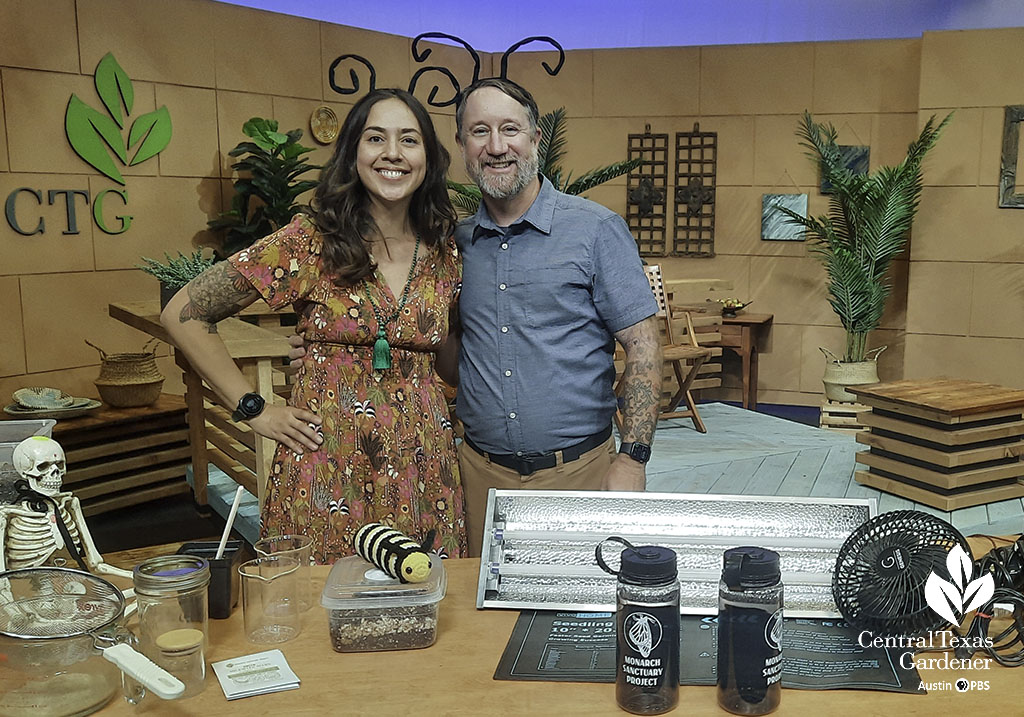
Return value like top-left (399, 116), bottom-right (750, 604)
top-left (216, 486), bottom-right (245, 559)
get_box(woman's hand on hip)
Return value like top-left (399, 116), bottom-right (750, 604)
top-left (248, 405), bottom-right (322, 453)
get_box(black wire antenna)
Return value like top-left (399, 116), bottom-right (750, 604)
top-left (327, 33), bottom-right (564, 108)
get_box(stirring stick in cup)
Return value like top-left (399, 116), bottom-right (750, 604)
top-left (216, 486), bottom-right (246, 559)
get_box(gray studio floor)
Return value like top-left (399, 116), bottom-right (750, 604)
top-left (646, 402), bottom-right (1024, 537)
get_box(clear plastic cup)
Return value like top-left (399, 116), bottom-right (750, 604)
top-left (255, 534), bottom-right (312, 612)
top-left (238, 555), bottom-right (301, 644)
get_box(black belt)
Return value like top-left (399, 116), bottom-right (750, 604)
top-left (463, 425), bottom-right (613, 476)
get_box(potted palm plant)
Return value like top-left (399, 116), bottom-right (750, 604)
top-left (779, 111), bottom-right (951, 401)
top-left (448, 107), bottom-right (641, 215)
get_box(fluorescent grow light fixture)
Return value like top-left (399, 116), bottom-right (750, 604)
top-left (476, 490), bottom-right (876, 618)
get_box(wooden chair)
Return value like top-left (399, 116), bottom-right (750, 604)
top-left (615, 265), bottom-right (713, 433)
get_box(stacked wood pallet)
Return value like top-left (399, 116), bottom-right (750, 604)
top-left (819, 400), bottom-right (870, 434)
top-left (849, 378), bottom-right (1024, 511)
top-left (53, 395), bottom-right (191, 516)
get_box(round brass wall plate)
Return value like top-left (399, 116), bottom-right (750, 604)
top-left (310, 105), bottom-right (339, 144)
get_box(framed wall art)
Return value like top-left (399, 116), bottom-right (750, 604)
top-left (761, 193), bottom-right (808, 241)
top-left (999, 105), bottom-right (1024, 208)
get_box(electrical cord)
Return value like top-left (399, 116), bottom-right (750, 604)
top-left (951, 534), bottom-right (1024, 667)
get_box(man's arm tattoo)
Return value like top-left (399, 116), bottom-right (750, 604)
top-left (615, 317), bottom-right (663, 445)
top-left (178, 262), bottom-right (257, 333)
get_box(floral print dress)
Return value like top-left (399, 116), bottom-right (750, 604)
top-left (228, 216), bottom-right (467, 562)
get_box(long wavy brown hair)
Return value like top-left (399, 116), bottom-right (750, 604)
top-left (312, 88), bottom-right (456, 285)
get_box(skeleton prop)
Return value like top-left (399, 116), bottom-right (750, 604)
top-left (0, 436), bottom-right (131, 579)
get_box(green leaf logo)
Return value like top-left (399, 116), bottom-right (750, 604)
top-left (65, 53), bottom-right (172, 184)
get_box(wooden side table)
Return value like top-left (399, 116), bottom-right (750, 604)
top-left (849, 378), bottom-right (1024, 510)
top-left (718, 313), bottom-right (773, 410)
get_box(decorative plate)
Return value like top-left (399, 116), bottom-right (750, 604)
top-left (4, 398), bottom-right (101, 420)
top-left (12, 386), bottom-right (75, 409)
top-left (310, 105), bottom-right (339, 144)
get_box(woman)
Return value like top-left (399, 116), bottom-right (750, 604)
top-left (161, 89), bottom-right (466, 562)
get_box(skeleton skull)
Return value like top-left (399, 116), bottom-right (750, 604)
top-left (13, 436), bottom-right (66, 496)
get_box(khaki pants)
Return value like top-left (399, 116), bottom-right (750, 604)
top-left (458, 436), bottom-right (616, 557)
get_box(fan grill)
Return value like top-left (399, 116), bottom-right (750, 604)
top-left (832, 510), bottom-right (969, 636)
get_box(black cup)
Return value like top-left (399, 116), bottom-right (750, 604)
top-left (177, 540), bottom-right (244, 619)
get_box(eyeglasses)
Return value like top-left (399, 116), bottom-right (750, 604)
top-left (466, 124), bottom-right (530, 142)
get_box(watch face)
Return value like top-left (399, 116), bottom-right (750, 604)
top-left (630, 443), bottom-right (652, 462)
top-left (239, 393), bottom-right (265, 417)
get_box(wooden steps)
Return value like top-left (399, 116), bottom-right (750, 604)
top-left (820, 400), bottom-right (870, 434)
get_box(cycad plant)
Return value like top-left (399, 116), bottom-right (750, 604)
top-left (208, 118), bottom-right (321, 258)
top-left (778, 111), bottom-right (951, 362)
top-left (448, 107), bottom-right (642, 215)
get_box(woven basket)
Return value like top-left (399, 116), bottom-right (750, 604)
top-left (87, 338), bottom-right (165, 407)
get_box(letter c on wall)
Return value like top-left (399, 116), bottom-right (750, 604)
top-left (5, 188), bottom-right (44, 235)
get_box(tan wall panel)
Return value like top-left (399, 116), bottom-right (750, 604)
top-left (660, 254), bottom-right (749, 297)
top-left (753, 256), bottom-right (835, 327)
top-left (593, 48), bottom-right (700, 118)
top-left (755, 389), bottom-right (822, 408)
top-left (215, 91), bottom-right (274, 178)
top-left (812, 39), bottom-right (920, 114)
top-left (870, 328), bottom-right (906, 382)
top-left (701, 43), bottom-right (814, 116)
top-left (155, 85), bottom-right (219, 179)
top-left (924, 108), bottom-right (982, 186)
top-left (710, 115), bottom-right (755, 187)
top-left (579, 184), bottom-right (625, 216)
top-left (878, 259), bottom-right (909, 331)
top-left (979, 106), bottom-right (1007, 187)
top-left (905, 261), bottom-right (973, 336)
top-left (21, 270), bottom-right (158, 374)
top-left (871, 113), bottom-right (923, 169)
top-left (920, 28), bottom-right (1024, 110)
top-left (78, 0), bottom-right (216, 86)
top-left (716, 186), bottom-right (806, 258)
top-left (0, 174), bottom-right (95, 275)
top-left (320, 25), bottom-right (411, 102)
top-left (753, 115), bottom-right (818, 188)
top-left (92, 176), bottom-right (217, 271)
top-left (4, 69), bottom-right (157, 178)
top-left (904, 334), bottom-right (1024, 389)
top-left (913, 186), bottom-right (1024, 262)
top-left (504, 50), bottom-right (593, 118)
top-left (756, 322), bottom-right (802, 392)
top-left (431, 113), bottom-right (470, 185)
top-left (0, 277), bottom-right (26, 377)
top-left (970, 263), bottom-right (1024, 339)
top-left (799, 325), bottom-right (845, 393)
top-left (270, 96), bottom-right (343, 174)
top-left (561, 117), bottom-right (648, 189)
top-left (0, 73), bottom-right (7, 171)
top-left (0, 0), bottom-right (78, 73)
top-left (212, 4), bottom-right (320, 99)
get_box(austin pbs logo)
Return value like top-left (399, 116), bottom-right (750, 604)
top-left (924, 545), bottom-right (994, 626)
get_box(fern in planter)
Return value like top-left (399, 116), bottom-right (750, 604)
top-left (209, 117), bottom-right (321, 258)
top-left (448, 107), bottom-right (641, 215)
top-left (138, 250), bottom-right (217, 307)
top-left (778, 110), bottom-right (951, 363)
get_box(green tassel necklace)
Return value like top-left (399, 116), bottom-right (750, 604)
top-left (364, 235), bottom-right (421, 371)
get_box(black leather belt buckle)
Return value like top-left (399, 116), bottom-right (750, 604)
top-left (465, 425), bottom-right (612, 477)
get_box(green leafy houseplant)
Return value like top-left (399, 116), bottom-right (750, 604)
top-left (779, 111), bottom-right (951, 363)
top-left (138, 250), bottom-right (216, 307)
top-left (209, 118), bottom-right (321, 258)
top-left (448, 107), bottom-right (642, 215)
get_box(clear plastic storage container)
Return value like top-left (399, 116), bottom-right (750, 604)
top-left (320, 555), bottom-right (446, 652)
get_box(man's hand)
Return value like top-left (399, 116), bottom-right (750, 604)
top-left (602, 454), bottom-right (646, 492)
top-left (248, 404), bottom-right (322, 454)
top-left (287, 334), bottom-right (307, 368)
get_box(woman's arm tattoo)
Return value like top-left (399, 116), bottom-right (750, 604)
top-left (178, 262), bottom-right (257, 333)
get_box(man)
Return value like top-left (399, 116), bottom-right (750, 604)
top-left (451, 78), bottom-right (662, 556)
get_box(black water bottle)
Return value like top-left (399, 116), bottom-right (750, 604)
top-left (597, 537), bottom-right (680, 715)
top-left (717, 546), bottom-right (783, 715)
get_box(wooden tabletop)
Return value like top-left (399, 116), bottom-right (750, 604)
top-left (849, 377), bottom-right (1024, 416)
top-left (721, 312), bottom-right (773, 326)
top-left (90, 553), bottom-right (1020, 716)
top-left (109, 302), bottom-right (290, 360)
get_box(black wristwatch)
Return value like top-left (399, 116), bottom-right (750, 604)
top-left (232, 392), bottom-right (266, 422)
top-left (618, 442), bottom-right (652, 464)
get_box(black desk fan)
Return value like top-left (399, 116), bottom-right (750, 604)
top-left (832, 510), bottom-right (970, 636)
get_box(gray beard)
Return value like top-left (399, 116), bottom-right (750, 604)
top-left (472, 151), bottom-right (540, 200)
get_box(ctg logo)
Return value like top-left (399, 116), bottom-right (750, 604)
top-left (623, 612), bottom-right (663, 659)
top-left (925, 544), bottom-right (995, 626)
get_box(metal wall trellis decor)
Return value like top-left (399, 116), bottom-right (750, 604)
top-left (326, 33), bottom-right (565, 109)
top-left (626, 124), bottom-right (668, 257)
top-left (673, 123), bottom-right (717, 257)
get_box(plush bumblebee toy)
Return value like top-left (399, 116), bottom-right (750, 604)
top-left (354, 523), bottom-right (433, 583)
